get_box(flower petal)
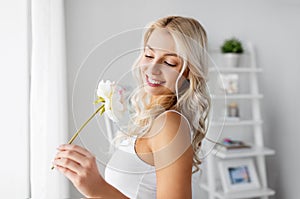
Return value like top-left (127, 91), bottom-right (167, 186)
top-left (97, 80), bottom-right (113, 98)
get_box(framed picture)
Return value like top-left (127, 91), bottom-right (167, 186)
top-left (218, 158), bottom-right (260, 193)
top-left (219, 74), bottom-right (239, 94)
top-left (226, 102), bottom-right (240, 120)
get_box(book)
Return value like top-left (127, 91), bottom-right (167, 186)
top-left (216, 138), bottom-right (251, 151)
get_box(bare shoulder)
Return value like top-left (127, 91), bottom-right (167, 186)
top-left (160, 110), bottom-right (188, 126)
top-left (148, 110), bottom-right (192, 163)
top-left (148, 110), bottom-right (190, 142)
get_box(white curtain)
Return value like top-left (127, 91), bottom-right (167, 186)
top-left (30, 0), bottom-right (69, 198)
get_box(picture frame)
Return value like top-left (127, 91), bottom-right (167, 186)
top-left (226, 101), bottom-right (240, 120)
top-left (218, 158), bottom-right (260, 193)
top-left (219, 74), bottom-right (239, 94)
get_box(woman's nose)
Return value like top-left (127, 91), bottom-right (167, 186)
top-left (148, 60), bottom-right (161, 75)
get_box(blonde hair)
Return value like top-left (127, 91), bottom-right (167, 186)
top-left (130, 16), bottom-right (211, 172)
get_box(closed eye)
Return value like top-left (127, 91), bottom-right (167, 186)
top-left (145, 54), bottom-right (154, 59)
top-left (164, 61), bottom-right (177, 67)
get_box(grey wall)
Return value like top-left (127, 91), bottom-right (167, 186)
top-left (64, 0), bottom-right (300, 198)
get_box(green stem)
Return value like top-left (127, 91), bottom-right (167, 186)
top-left (51, 104), bottom-right (104, 170)
top-left (68, 105), bottom-right (104, 144)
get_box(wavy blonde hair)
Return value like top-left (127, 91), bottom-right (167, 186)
top-left (129, 16), bottom-right (211, 172)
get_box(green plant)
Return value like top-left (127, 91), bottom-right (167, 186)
top-left (221, 38), bottom-right (244, 53)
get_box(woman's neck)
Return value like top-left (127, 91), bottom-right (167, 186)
top-left (148, 94), bottom-right (177, 110)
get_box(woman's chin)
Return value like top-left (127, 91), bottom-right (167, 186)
top-left (144, 86), bottom-right (175, 97)
top-left (144, 87), bottom-right (164, 96)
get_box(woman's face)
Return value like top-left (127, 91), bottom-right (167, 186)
top-left (139, 28), bottom-right (185, 97)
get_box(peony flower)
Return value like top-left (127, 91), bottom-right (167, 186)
top-left (94, 80), bottom-right (126, 122)
top-left (51, 80), bottom-right (126, 170)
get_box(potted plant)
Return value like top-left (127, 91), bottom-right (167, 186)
top-left (221, 37), bottom-right (244, 67)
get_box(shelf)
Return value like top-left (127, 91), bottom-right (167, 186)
top-left (201, 184), bottom-right (275, 199)
top-left (211, 94), bottom-right (263, 100)
top-left (211, 119), bottom-right (263, 127)
top-left (209, 67), bottom-right (263, 73)
top-left (212, 147), bottom-right (275, 159)
top-left (205, 43), bottom-right (275, 198)
top-left (208, 48), bottom-right (251, 55)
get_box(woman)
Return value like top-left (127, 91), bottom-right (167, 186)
top-left (53, 16), bottom-right (210, 199)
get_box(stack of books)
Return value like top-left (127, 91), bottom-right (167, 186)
top-left (216, 138), bottom-right (251, 152)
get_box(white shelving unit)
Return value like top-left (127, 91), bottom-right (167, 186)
top-left (211, 94), bottom-right (264, 100)
top-left (212, 147), bottom-right (275, 159)
top-left (202, 43), bottom-right (275, 199)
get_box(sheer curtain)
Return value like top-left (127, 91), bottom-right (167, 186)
top-left (30, 0), bottom-right (69, 198)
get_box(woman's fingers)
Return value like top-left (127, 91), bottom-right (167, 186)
top-left (54, 164), bottom-right (87, 188)
top-left (53, 156), bottom-right (81, 174)
top-left (54, 163), bottom-right (77, 179)
top-left (54, 144), bottom-right (99, 174)
top-left (54, 144), bottom-right (95, 174)
top-left (55, 149), bottom-right (85, 166)
top-left (58, 144), bottom-right (93, 157)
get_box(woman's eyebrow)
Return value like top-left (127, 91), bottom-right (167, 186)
top-left (145, 45), bottom-right (154, 51)
top-left (145, 45), bottom-right (178, 57)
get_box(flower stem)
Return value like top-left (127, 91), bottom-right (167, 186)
top-left (68, 105), bottom-right (104, 144)
top-left (51, 104), bottom-right (105, 170)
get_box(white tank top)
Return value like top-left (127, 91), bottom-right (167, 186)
top-left (104, 111), bottom-right (202, 198)
top-left (105, 136), bottom-right (156, 199)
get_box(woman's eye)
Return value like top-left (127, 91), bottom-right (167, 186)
top-left (164, 61), bottom-right (177, 67)
top-left (145, 54), bottom-right (154, 59)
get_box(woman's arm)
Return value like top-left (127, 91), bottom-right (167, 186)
top-left (53, 144), bottom-right (129, 199)
top-left (149, 111), bottom-right (193, 199)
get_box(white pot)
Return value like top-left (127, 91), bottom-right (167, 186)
top-left (222, 53), bottom-right (241, 67)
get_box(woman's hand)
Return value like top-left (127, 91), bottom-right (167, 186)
top-left (53, 144), bottom-right (104, 197)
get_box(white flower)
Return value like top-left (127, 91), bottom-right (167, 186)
top-left (95, 80), bottom-right (126, 122)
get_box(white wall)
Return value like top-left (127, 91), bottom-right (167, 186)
top-left (0, 0), bottom-right (30, 198)
top-left (64, 0), bottom-right (300, 198)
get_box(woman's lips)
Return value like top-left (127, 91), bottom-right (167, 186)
top-left (146, 75), bottom-right (165, 87)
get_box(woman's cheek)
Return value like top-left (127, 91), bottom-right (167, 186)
top-left (139, 60), bottom-right (148, 73)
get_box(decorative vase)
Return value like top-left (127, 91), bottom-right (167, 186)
top-left (222, 53), bottom-right (241, 67)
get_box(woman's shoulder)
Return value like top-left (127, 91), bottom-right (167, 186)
top-left (148, 110), bottom-right (191, 148)
top-left (155, 110), bottom-right (190, 129)
top-left (147, 109), bottom-right (193, 170)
